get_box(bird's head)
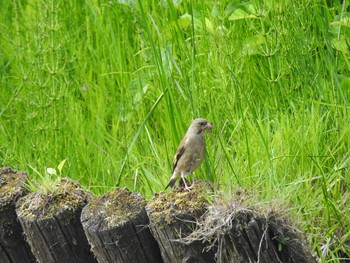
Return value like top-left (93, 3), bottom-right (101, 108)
top-left (189, 118), bottom-right (213, 134)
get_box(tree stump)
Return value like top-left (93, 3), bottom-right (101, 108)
top-left (81, 187), bottom-right (162, 263)
top-left (0, 167), bottom-right (35, 263)
top-left (16, 178), bottom-right (97, 263)
top-left (146, 180), bottom-right (216, 263)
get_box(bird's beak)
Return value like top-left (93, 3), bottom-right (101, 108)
top-left (205, 122), bottom-right (213, 131)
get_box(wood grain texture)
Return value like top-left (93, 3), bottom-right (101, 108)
top-left (223, 210), bottom-right (315, 262)
top-left (81, 187), bottom-right (162, 263)
top-left (16, 178), bottom-right (96, 263)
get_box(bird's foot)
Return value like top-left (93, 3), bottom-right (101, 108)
top-left (182, 178), bottom-right (191, 191)
top-left (184, 185), bottom-right (191, 191)
top-left (184, 182), bottom-right (195, 191)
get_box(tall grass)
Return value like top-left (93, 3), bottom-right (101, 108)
top-left (1, 0), bottom-right (349, 261)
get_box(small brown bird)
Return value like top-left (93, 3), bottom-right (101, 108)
top-left (165, 118), bottom-right (213, 191)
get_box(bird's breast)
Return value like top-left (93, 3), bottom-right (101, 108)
top-left (181, 134), bottom-right (205, 173)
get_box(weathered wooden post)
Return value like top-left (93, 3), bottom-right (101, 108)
top-left (0, 167), bottom-right (35, 263)
top-left (16, 178), bottom-right (97, 263)
top-left (223, 209), bottom-right (315, 263)
top-left (146, 180), bottom-right (216, 263)
top-left (81, 187), bottom-right (162, 263)
top-left (176, 194), bottom-right (316, 263)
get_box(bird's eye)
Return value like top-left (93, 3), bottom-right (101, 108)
top-left (200, 122), bottom-right (207, 126)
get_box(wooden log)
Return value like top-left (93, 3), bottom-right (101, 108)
top-left (81, 187), bottom-right (162, 263)
top-left (225, 210), bottom-right (278, 262)
top-left (16, 178), bottom-right (97, 263)
top-left (146, 180), bottom-right (216, 263)
top-left (0, 167), bottom-right (35, 263)
top-left (222, 209), bottom-right (315, 262)
top-left (181, 195), bottom-right (315, 263)
top-left (264, 213), bottom-right (315, 263)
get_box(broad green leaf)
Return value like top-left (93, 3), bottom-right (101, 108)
top-left (211, 5), bottom-right (219, 18)
top-left (46, 167), bottom-right (57, 176)
top-left (57, 159), bottom-right (67, 173)
top-left (332, 35), bottom-right (350, 54)
top-left (331, 13), bottom-right (350, 28)
top-left (205, 18), bottom-right (214, 34)
top-left (178, 13), bottom-right (191, 28)
top-left (229, 8), bottom-right (257, 21)
top-left (241, 35), bottom-right (265, 56)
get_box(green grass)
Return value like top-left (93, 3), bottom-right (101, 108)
top-left (1, 0), bottom-right (350, 261)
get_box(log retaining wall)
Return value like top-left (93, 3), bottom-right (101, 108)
top-left (0, 167), bottom-right (314, 263)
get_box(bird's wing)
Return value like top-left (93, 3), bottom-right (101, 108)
top-left (172, 135), bottom-right (187, 173)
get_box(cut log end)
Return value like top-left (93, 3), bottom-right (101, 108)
top-left (16, 177), bottom-right (97, 263)
top-left (81, 187), bottom-right (162, 263)
top-left (147, 179), bottom-right (213, 225)
top-left (146, 180), bottom-right (216, 263)
top-left (16, 177), bottom-right (89, 221)
top-left (0, 167), bottom-right (28, 205)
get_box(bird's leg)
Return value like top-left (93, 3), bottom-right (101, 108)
top-left (181, 173), bottom-right (191, 191)
top-left (187, 174), bottom-right (195, 190)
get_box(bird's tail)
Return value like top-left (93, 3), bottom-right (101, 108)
top-left (165, 176), bottom-right (177, 190)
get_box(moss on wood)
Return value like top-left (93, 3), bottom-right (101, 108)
top-left (16, 178), bottom-right (90, 221)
